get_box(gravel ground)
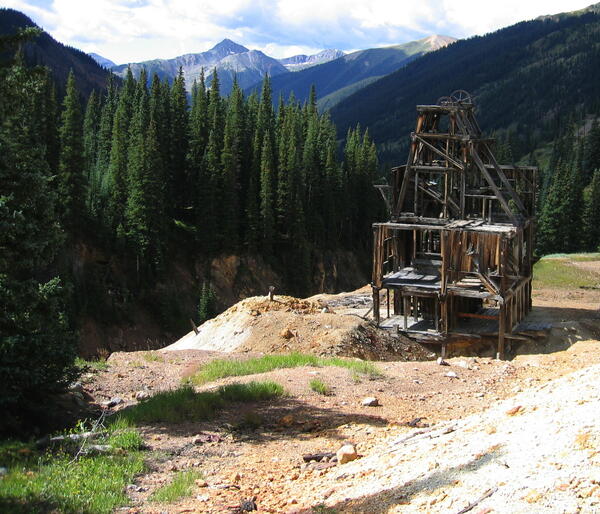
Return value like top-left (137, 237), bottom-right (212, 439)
top-left (298, 363), bottom-right (600, 513)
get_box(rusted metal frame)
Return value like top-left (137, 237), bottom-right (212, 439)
top-left (471, 148), bottom-right (518, 225)
top-left (414, 134), bottom-right (465, 170)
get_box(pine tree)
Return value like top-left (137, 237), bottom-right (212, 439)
top-left (260, 130), bottom-right (276, 253)
top-left (58, 70), bottom-right (85, 230)
top-left (584, 120), bottom-right (600, 182)
top-left (83, 89), bottom-right (101, 210)
top-left (107, 87), bottom-right (131, 236)
top-left (170, 67), bottom-right (189, 216)
top-left (219, 80), bottom-right (245, 250)
top-left (198, 69), bottom-right (224, 253)
top-left (582, 169), bottom-right (600, 251)
top-left (125, 70), bottom-right (150, 266)
top-left (197, 281), bottom-right (216, 324)
top-left (92, 74), bottom-right (117, 219)
top-left (0, 30), bottom-right (77, 429)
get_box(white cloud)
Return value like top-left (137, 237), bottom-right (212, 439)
top-left (2, 0), bottom-right (594, 63)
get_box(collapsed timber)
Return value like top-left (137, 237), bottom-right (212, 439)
top-left (372, 91), bottom-right (548, 359)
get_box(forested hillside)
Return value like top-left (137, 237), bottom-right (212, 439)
top-left (330, 6), bottom-right (600, 165)
top-left (257, 36), bottom-right (455, 111)
top-left (329, 5), bottom-right (600, 253)
top-left (0, 8), bottom-right (114, 97)
top-left (1, 25), bottom-right (381, 429)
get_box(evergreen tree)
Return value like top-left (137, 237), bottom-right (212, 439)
top-left (259, 130), bottom-right (276, 253)
top-left (0, 29), bottom-right (77, 430)
top-left (57, 70), bottom-right (85, 230)
top-left (198, 69), bottom-right (224, 252)
top-left (584, 120), bottom-right (600, 182)
top-left (91, 74), bottom-right (117, 219)
top-left (582, 169), bottom-right (600, 251)
top-left (197, 281), bottom-right (216, 324)
top-left (170, 67), bottom-right (189, 216)
top-left (83, 89), bottom-right (101, 209)
top-left (219, 80), bottom-right (245, 250)
top-left (107, 86), bottom-right (131, 236)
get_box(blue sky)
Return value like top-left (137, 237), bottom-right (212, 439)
top-left (2, 0), bottom-right (594, 63)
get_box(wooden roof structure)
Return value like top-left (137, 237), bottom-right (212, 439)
top-left (371, 91), bottom-right (539, 359)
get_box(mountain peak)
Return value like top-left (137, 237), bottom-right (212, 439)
top-left (422, 35), bottom-right (457, 50)
top-left (210, 38), bottom-right (249, 56)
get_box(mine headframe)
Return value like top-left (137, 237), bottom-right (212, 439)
top-left (387, 90), bottom-right (536, 225)
top-left (371, 91), bottom-right (539, 360)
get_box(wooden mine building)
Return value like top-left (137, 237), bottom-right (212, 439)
top-left (371, 91), bottom-right (537, 359)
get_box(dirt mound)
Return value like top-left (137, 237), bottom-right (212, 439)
top-left (164, 291), bottom-right (431, 361)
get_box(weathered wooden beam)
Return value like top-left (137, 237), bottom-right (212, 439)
top-left (471, 149), bottom-right (518, 225)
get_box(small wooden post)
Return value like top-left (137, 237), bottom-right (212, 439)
top-left (268, 286), bottom-right (275, 302)
top-left (497, 303), bottom-right (506, 360)
top-left (373, 287), bottom-right (380, 326)
top-left (189, 319), bottom-right (199, 335)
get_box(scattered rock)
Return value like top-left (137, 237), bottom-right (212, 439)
top-left (445, 371), bottom-right (459, 379)
top-left (361, 396), bottom-right (379, 407)
top-left (437, 357), bottom-right (450, 366)
top-left (278, 414), bottom-right (295, 426)
top-left (193, 433), bottom-right (223, 444)
top-left (195, 479), bottom-right (208, 488)
top-left (336, 444), bottom-right (359, 464)
top-left (135, 390), bottom-right (150, 401)
top-left (280, 328), bottom-right (294, 339)
top-left (69, 381), bottom-right (84, 393)
top-left (506, 405), bottom-right (523, 416)
top-left (230, 472), bottom-right (241, 483)
top-left (0, 467), bottom-right (7, 477)
top-left (102, 397), bottom-right (124, 408)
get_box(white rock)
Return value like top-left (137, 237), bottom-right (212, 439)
top-left (336, 444), bottom-right (358, 464)
top-left (361, 396), bottom-right (379, 406)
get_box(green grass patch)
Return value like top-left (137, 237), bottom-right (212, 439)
top-left (0, 440), bottom-right (144, 514)
top-left (75, 356), bottom-right (108, 372)
top-left (142, 351), bottom-right (162, 363)
top-left (190, 353), bottom-right (383, 384)
top-left (533, 254), bottom-right (600, 289)
top-left (119, 381), bottom-right (284, 424)
top-left (309, 378), bottom-right (331, 395)
top-left (150, 470), bottom-right (202, 504)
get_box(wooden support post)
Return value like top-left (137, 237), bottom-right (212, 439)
top-left (386, 289), bottom-right (390, 319)
top-left (373, 287), bottom-right (380, 326)
top-left (497, 303), bottom-right (506, 360)
top-left (413, 296), bottom-right (418, 322)
top-left (403, 295), bottom-right (408, 329)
